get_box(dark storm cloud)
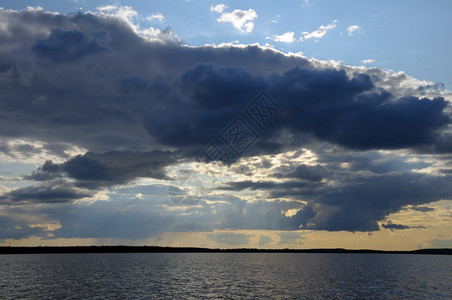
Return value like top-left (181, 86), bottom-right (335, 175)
top-left (0, 8), bottom-right (451, 237)
top-left (219, 180), bottom-right (323, 195)
top-left (275, 164), bottom-right (325, 182)
top-left (220, 165), bottom-right (452, 232)
top-left (381, 221), bottom-right (426, 231)
top-left (180, 63), bottom-right (267, 110)
top-left (31, 29), bottom-right (111, 63)
top-left (1, 8), bottom-right (449, 156)
top-left (0, 223), bottom-right (45, 242)
top-left (143, 64), bottom-right (267, 149)
top-left (302, 173), bottom-right (451, 231)
top-left (0, 140), bottom-right (43, 158)
top-left (439, 168), bottom-right (452, 174)
top-left (0, 180), bottom-right (91, 204)
top-left (26, 150), bottom-right (180, 188)
top-left (144, 64), bottom-right (450, 152)
top-left (270, 68), bottom-right (449, 150)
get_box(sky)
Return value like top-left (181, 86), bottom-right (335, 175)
top-left (0, 0), bottom-right (451, 250)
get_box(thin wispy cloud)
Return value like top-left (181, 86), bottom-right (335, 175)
top-left (146, 12), bottom-right (165, 22)
top-left (301, 20), bottom-right (337, 40)
top-left (347, 25), bottom-right (360, 35)
top-left (97, 5), bottom-right (138, 21)
top-left (362, 58), bottom-right (375, 64)
top-left (303, 0), bottom-right (312, 7)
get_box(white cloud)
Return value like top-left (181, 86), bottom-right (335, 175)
top-left (210, 4), bottom-right (227, 14)
top-left (302, 20), bottom-right (337, 40)
top-left (26, 6), bottom-right (43, 11)
top-left (96, 5), bottom-right (117, 11)
top-left (97, 5), bottom-right (138, 24)
top-left (347, 25), bottom-right (360, 36)
top-left (362, 59), bottom-right (375, 64)
top-left (141, 27), bottom-right (162, 38)
top-left (146, 12), bottom-right (165, 22)
top-left (96, 5), bottom-right (178, 42)
top-left (216, 8), bottom-right (258, 33)
top-left (271, 32), bottom-right (295, 43)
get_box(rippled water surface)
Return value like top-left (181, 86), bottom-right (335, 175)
top-left (0, 253), bottom-right (451, 299)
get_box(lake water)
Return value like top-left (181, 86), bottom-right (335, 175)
top-left (0, 253), bottom-right (451, 299)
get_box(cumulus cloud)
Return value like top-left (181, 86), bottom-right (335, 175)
top-left (214, 7), bottom-right (258, 33)
top-left (146, 12), bottom-right (165, 22)
top-left (302, 20), bottom-right (337, 40)
top-left (0, 8), bottom-right (451, 241)
top-left (347, 25), bottom-right (360, 36)
top-left (97, 5), bottom-right (138, 23)
top-left (362, 58), bottom-right (375, 64)
top-left (271, 32), bottom-right (295, 43)
top-left (210, 4), bottom-right (227, 14)
top-left (96, 5), bottom-right (177, 42)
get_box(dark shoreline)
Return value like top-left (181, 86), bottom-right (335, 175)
top-left (1, 246), bottom-right (451, 255)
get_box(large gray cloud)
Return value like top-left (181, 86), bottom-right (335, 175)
top-left (2, 9), bottom-right (448, 155)
top-left (0, 180), bottom-right (91, 204)
top-left (221, 151), bottom-right (452, 231)
top-left (0, 8), bottom-right (451, 239)
top-left (31, 28), bottom-right (111, 63)
top-left (25, 150), bottom-right (180, 188)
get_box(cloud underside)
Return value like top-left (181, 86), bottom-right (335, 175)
top-left (0, 8), bottom-right (451, 241)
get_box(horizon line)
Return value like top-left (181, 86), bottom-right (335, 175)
top-left (1, 246), bottom-right (451, 255)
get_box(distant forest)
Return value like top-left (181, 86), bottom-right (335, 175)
top-left (1, 246), bottom-right (451, 255)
